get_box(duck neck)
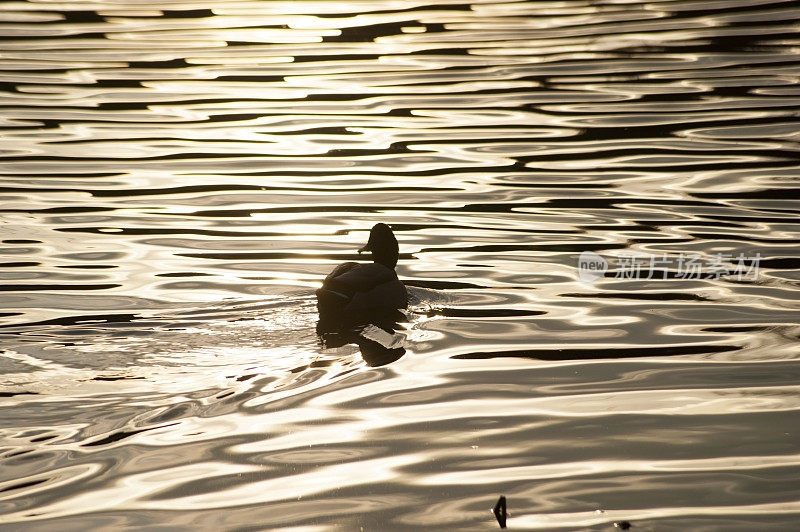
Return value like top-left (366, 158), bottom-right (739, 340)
top-left (373, 250), bottom-right (397, 269)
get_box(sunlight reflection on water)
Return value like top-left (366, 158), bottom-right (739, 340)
top-left (1, 0), bottom-right (800, 529)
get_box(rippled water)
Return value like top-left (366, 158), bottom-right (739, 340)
top-left (2, 0), bottom-right (800, 529)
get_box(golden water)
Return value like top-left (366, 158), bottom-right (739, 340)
top-left (1, 0), bottom-right (800, 529)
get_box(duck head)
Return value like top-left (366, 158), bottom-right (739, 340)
top-left (358, 223), bottom-right (399, 269)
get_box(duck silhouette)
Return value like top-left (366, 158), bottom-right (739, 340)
top-left (316, 223), bottom-right (407, 324)
top-left (316, 223), bottom-right (408, 366)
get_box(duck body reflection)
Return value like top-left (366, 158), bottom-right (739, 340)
top-left (316, 223), bottom-right (408, 366)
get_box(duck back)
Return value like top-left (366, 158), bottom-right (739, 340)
top-left (324, 262), bottom-right (396, 293)
top-left (317, 262), bottom-right (407, 318)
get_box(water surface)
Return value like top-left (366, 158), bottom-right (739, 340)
top-left (1, 0), bottom-right (800, 529)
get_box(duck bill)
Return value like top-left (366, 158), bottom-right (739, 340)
top-left (358, 243), bottom-right (371, 254)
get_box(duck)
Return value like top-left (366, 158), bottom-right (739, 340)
top-left (316, 223), bottom-right (408, 323)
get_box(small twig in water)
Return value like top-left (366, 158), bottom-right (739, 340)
top-left (493, 495), bottom-right (507, 528)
